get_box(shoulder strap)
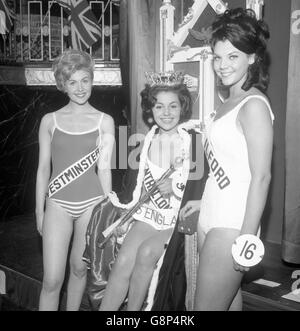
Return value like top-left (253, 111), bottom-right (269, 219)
top-left (98, 112), bottom-right (105, 130)
top-left (97, 113), bottom-right (105, 146)
top-left (236, 95), bottom-right (274, 121)
top-left (50, 112), bottom-right (57, 139)
top-left (53, 112), bottom-right (57, 124)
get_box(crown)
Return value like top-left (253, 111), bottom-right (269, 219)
top-left (145, 71), bottom-right (185, 87)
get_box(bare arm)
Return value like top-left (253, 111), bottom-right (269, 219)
top-left (97, 114), bottom-right (115, 195)
top-left (35, 114), bottom-right (52, 234)
top-left (238, 98), bottom-right (273, 235)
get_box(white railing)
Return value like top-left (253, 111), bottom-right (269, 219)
top-left (0, 0), bottom-right (119, 64)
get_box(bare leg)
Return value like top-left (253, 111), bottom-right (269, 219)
top-left (39, 199), bottom-right (73, 311)
top-left (66, 202), bottom-right (98, 311)
top-left (99, 222), bottom-right (157, 311)
top-left (194, 227), bottom-right (243, 311)
top-left (126, 228), bottom-right (173, 311)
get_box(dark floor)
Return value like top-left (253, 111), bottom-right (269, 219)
top-left (0, 215), bottom-right (89, 311)
top-left (242, 241), bottom-right (300, 311)
top-left (0, 215), bottom-right (42, 281)
top-left (0, 215), bottom-right (300, 311)
top-left (0, 295), bottom-right (28, 311)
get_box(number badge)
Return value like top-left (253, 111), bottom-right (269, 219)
top-left (231, 234), bottom-right (265, 267)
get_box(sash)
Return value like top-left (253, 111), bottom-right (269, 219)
top-left (203, 136), bottom-right (231, 190)
top-left (143, 167), bottom-right (171, 209)
top-left (48, 146), bottom-right (101, 198)
top-left (133, 205), bottom-right (178, 229)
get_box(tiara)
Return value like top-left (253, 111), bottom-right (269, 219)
top-left (145, 71), bottom-right (185, 87)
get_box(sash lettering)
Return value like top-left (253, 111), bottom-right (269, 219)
top-left (48, 146), bottom-right (101, 198)
top-left (133, 206), bottom-right (177, 228)
top-left (143, 167), bottom-right (170, 209)
top-left (204, 138), bottom-right (230, 190)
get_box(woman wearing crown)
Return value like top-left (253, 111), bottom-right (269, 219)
top-left (84, 71), bottom-right (204, 311)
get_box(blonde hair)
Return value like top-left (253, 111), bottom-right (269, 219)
top-left (52, 49), bottom-right (94, 92)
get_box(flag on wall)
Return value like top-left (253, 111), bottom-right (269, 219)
top-left (0, 0), bottom-right (15, 34)
top-left (55, 0), bottom-right (102, 50)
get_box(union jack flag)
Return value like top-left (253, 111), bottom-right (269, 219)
top-left (0, 0), bottom-right (15, 34)
top-left (54, 0), bottom-right (101, 50)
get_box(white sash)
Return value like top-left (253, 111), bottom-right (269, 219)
top-left (48, 146), bottom-right (101, 198)
top-left (143, 167), bottom-right (171, 209)
top-left (203, 134), bottom-right (231, 190)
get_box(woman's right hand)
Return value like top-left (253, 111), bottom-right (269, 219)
top-left (114, 219), bottom-right (131, 237)
top-left (179, 200), bottom-right (201, 221)
top-left (36, 212), bottom-right (44, 236)
top-left (114, 209), bottom-right (129, 236)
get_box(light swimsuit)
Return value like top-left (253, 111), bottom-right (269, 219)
top-left (47, 112), bottom-right (104, 219)
top-left (199, 95), bottom-right (274, 234)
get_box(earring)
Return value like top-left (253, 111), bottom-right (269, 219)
top-left (148, 117), bottom-right (154, 124)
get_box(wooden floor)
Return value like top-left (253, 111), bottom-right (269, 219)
top-left (0, 215), bottom-right (300, 311)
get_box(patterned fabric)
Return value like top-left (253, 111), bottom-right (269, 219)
top-left (83, 196), bottom-right (122, 310)
top-left (51, 196), bottom-right (103, 219)
top-left (0, 0), bottom-right (15, 34)
top-left (55, 0), bottom-right (101, 50)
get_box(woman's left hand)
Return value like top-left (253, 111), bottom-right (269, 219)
top-left (157, 178), bottom-right (173, 198)
top-left (233, 260), bottom-right (250, 273)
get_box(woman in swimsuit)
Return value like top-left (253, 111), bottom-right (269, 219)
top-left (35, 49), bottom-right (115, 310)
top-left (180, 8), bottom-right (274, 310)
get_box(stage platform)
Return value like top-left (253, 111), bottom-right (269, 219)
top-left (1, 215), bottom-right (300, 311)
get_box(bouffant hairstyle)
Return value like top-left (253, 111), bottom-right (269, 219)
top-left (52, 49), bottom-right (94, 92)
top-left (140, 83), bottom-right (193, 128)
top-left (211, 8), bottom-right (270, 92)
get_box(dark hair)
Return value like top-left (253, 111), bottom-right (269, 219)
top-left (211, 8), bottom-right (270, 92)
top-left (52, 49), bottom-right (94, 92)
top-left (140, 83), bottom-right (193, 128)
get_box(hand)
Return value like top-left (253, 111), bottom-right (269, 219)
top-left (114, 218), bottom-right (132, 237)
top-left (157, 178), bottom-right (173, 198)
top-left (179, 200), bottom-right (201, 221)
top-left (36, 212), bottom-right (44, 236)
top-left (233, 259), bottom-right (250, 273)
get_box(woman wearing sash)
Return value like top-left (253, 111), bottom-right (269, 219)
top-left (180, 8), bottom-right (274, 310)
top-left (98, 72), bottom-right (193, 311)
top-left (35, 49), bottom-right (115, 310)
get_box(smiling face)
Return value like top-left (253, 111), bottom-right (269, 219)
top-left (64, 69), bottom-right (93, 105)
top-left (213, 39), bottom-right (255, 89)
top-left (152, 91), bottom-right (181, 134)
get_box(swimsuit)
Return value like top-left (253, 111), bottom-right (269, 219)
top-left (48, 112), bottom-right (104, 219)
top-left (199, 95), bottom-right (274, 234)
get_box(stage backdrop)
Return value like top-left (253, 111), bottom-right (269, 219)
top-left (119, 0), bottom-right (291, 244)
top-left (283, 0), bottom-right (300, 264)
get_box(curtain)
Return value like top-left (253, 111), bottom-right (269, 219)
top-left (119, 0), bottom-right (161, 135)
top-left (282, 0), bottom-right (300, 264)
